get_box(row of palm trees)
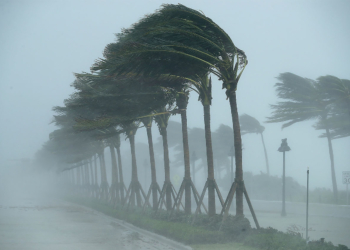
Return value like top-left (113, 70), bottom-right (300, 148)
top-left (37, 4), bottom-right (251, 218)
top-left (38, 4), bottom-right (349, 222)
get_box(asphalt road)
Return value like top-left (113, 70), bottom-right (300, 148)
top-left (0, 197), bottom-right (189, 250)
top-left (0, 167), bottom-right (189, 250)
top-left (1, 166), bottom-right (349, 249)
top-left (242, 200), bottom-right (350, 247)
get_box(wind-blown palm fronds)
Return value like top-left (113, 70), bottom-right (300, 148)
top-left (92, 3), bottom-right (248, 216)
top-left (267, 72), bottom-right (338, 201)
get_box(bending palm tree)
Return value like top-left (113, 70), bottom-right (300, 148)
top-left (240, 114), bottom-right (270, 175)
top-left (141, 116), bottom-right (161, 210)
top-left (267, 72), bottom-right (338, 201)
top-left (154, 106), bottom-right (177, 211)
top-left (189, 74), bottom-right (224, 216)
top-left (92, 4), bottom-right (250, 216)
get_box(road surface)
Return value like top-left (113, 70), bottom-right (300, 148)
top-left (243, 200), bottom-right (350, 247)
top-left (0, 197), bottom-right (190, 250)
top-left (0, 166), bottom-right (189, 250)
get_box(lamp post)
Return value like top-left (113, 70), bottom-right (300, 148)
top-left (278, 138), bottom-right (291, 217)
top-left (306, 167), bottom-right (309, 241)
top-left (228, 145), bottom-right (235, 184)
top-left (191, 151), bottom-right (198, 186)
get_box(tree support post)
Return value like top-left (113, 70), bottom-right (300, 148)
top-left (191, 179), bottom-right (222, 225)
top-left (220, 180), bottom-right (260, 230)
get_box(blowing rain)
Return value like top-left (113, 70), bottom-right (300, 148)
top-left (1, 1), bottom-right (350, 250)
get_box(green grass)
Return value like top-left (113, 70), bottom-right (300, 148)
top-left (191, 242), bottom-right (259, 250)
top-left (63, 195), bottom-right (349, 250)
top-left (64, 195), bottom-right (227, 244)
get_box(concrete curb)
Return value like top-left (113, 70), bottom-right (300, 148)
top-left (65, 200), bottom-right (192, 250)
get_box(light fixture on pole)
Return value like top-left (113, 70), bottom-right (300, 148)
top-left (278, 138), bottom-right (291, 217)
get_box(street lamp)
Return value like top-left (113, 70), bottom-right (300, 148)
top-left (278, 138), bottom-right (291, 217)
top-left (228, 145), bottom-right (235, 183)
top-left (191, 151), bottom-right (198, 186)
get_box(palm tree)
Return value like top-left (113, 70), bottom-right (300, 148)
top-left (318, 76), bottom-right (350, 117)
top-left (267, 72), bottom-right (338, 201)
top-left (106, 136), bottom-right (120, 205)
top-left (113, 133), bottom-right (126, 203)
top-left (47, 116), bottom-right (101, 197)
top-left (141, 116), bottom-right (160, 210)
top-left (174, 88), bottom-right (193, 214)
top-left (316, 76), bottom-right (350, 139)
top-left (70, 72), bottom-right (174, 207)
top-left (212, 124), bottom-right (235, 183)
top-left (240, 114), bottom-right (270, 175)
top-left (121, 121), bottom-right (143, 207)
top-left (189, 74), bottom-right (224, 216)
top-left (92, 4), bottom-right (249, 216)
top-left (153, 106), bottom-right (176, 210)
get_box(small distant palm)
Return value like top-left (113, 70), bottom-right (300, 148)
top-left (240, 114), bottom-right (269, 175)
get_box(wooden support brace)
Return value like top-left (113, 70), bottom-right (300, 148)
top-left (138, 182), bottom-right (150, 207)
top-left (219, 182), bottom-right (237, 231)
top-left (243, 183), bottom-right (260, 229)
top-left (156, 184), bottom-right (167, 212)
top-left (170, 180), bottom-right (185, 214)
top-left (190, 180), bottom-right (208, 214)
top-left (220, 182), bottom-right (237, 215)
top-left (191, 181), bottom-right (208, 225)
top-left (142, 183), bottom-right (153, 211)
top-left (157, 183), bottom-right (167, 209)
top-left (214, 181), bottom-right (225, 207)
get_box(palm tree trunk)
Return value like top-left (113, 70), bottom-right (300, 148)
top-left (84, 162), bottom-right (89, 195)
top-left (86, 162), bottom-right (89, 185)
top-left (129, 133), bottom-right (141, 207)
top-left (71, 169), bottom-right (75, 185)
top-left (99, 151), bottom-right (108, 200)
top-left (116, 145), bottom-right (125, 203)
top-left (177, 94), bottom-right (192, 214)
top-left (94, 154), bottom-right (98, 198)
top-left (110, 146), bottom-right (120, 203)
top-left (81, 163), bottom-right (86, 186)
top-left (94, 154), bottom-right (98, 186)
top-left (89, 158), bottom-right (94, 186)
top-left (161, 127), bottom-right (172, 210)
top-left (203, 104), bottom-right (216, 216)
top-left (325, 127), bottom-right (338, 202)
top-left (146, 126), bottom-right (158, 210)
top-left (100, 153), bottom-right (107, 184)
top-left (260, 133), bottom-right (270, 175)
top-left (89, 159), bottom-right (94, 196)
top-left (77, 166), bottom-right (81, 186)
top-left (228, 90), bottom-right (244, 216)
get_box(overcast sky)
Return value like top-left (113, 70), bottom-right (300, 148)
top-left (1, 0), bottom-right (349, 189)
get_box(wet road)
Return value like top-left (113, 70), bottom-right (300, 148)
top-left (0, 167), bottom-right (187, 250)
top-left (243, 200), bottom-right (350, 247)
top-left (1, 166), bottom-right (349, 249)
top-left (0, 197), bottom-right (185, 250)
